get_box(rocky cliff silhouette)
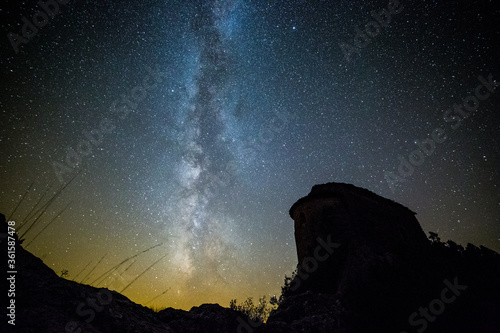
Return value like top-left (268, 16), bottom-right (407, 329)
top-left (2, 182), bottom-right (500, 332)
top-left (263, 183), bottom-right (500, 333)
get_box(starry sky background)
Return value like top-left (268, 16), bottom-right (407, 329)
top-left (1, 0), bottom-right (498, 310)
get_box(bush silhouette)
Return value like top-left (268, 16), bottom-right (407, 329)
top-left (229, 296), bottom-right (277, 323)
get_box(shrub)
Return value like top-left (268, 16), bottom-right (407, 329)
top-left (229, 295), bottom-right (277, 323)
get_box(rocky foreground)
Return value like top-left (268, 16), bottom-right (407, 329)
top-left (2, 183), bottom-right (500, 332)
top-left (2, 212), bottom-right (253, 333)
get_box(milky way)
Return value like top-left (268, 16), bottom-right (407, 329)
top-left (170, 0), bottom-right (241, 281)
top-left (0, 0), bottom-right (498, 309)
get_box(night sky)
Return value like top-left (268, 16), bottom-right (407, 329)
top-left (1, 0), bottom-right (498, 310)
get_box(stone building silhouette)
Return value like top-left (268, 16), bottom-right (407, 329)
top-left (288, 182), bottom-right (430, 294)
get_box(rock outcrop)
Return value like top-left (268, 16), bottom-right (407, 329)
top-left (260, 183), bottom-right (500, 333)
top-left (157, 304), bottom-right (245, 332)
top-left (288, 182), bottom-right (430, 295)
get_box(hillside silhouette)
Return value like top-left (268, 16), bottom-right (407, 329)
top-left (2, 183), bottom-right (499, 332)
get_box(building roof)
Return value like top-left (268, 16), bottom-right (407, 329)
top-left (289, 182), bottom-right (415, 218)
